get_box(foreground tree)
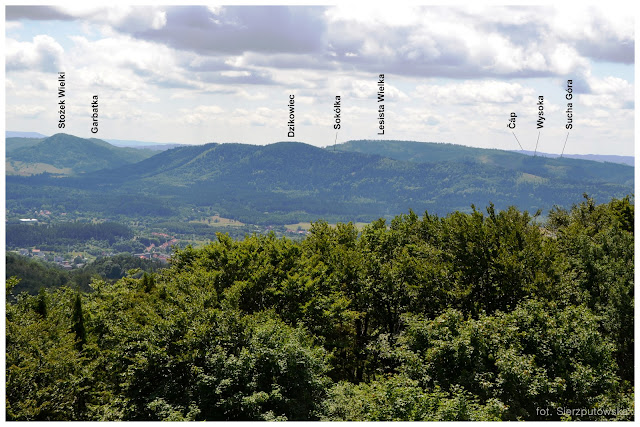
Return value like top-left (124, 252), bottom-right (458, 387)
top-left (6, 198), bottom-right (633, 420)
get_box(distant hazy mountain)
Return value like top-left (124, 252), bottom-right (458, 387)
top-left (105, 138), bottom-right (186, 151)
top-left (511, 150), bottom-right (634, 167)
top-left (5, 131), bottom-right (49, 138)
top-left (6, 133), bottom-right (156, 175)
top-left (6, 137), bottom-right (45, 153)
top-left (334, 140), bottom-right (635, 169)
top-left (9, 137), bottom-right (629, 225)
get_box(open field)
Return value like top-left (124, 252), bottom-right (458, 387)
top-left (191, 215), bottom-right (245, 227)
top-left (6, 160), bottom-right (73, 176)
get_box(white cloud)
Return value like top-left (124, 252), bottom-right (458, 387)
top-left (548, 5), bottom-right (633, 63)
top-left (102, 108), bottom-right (164, 122)
top-left (385, 84), bottom-right (409, 101)
top-left (326, 5), bottom-right (630, 79)
top-left (220, 70), bottom-right (251, 77)
top-left (394, 107), bottom-right (445, 134)
top-left (299, 112), bottom-right (331, 127)
top-left (415, 81), bottom-right (535, 105)
top-left (325, 4), bottom-right (422, 27)
top-left (5, 21), bottom-right (23, 31)
top-left (342, 79), bottom-right (371, 99)
top-left (55, 6), bottom-right (168, 32)
top-left (5, 75), bottom-right (49, 96)
top-left (328, 78), bottom-right (408, 101)
top-left (227, 107), bottom-right (277, 127)
top-left (588, 75), bottom-right (633, 95)
top-left (590, 109), bottom-right (611, 119)
top-left (582, 74), bottom-right (634, 109)
top-left (9, 105), bottom-right (47, 118)
top-left (65, 35), bottom-right (194, 100)
top-left (180, 105), bottom-right (225, 125)
top-left (547, 44), bottom-right (589, 75)
top-left (4, 5), bottom-right (634, 155)
top-left (6, 35), bottom-right (64, 72)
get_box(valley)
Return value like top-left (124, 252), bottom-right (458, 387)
top-left (6, 133), bottom-right (634, 293)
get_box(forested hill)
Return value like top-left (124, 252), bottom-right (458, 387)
top-left (334, 139), bottom-right (634, 182)
top-left (6, 133), bottom-right (155, 175)
top-left (79, 138), bottom-right (634, 219)
top-left (90, 141), bottom-right (381, 185)
top-left (335, 139), bottom-right (525, 164)
top-left (6, 136), bottom-right (634, 224)
top-left (95, 139), bottom-right (634, 192)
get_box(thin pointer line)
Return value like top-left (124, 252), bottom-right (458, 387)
top-left (334, 132), bottom-right (338, 151)
top-left (534, 131), bottom-right (540, 156)
top-left (560, 132), bottom-right (569, 158)
top-left (511, 131), bottom-right (523, 150)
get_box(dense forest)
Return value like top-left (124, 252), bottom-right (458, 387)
top-left (6, 135), bottom-right (634, 226)
top-left (6, 253), bottom-right (164, 295)
top-left (6, 196), bottom-right (634, 420)
top-left (6, 222), bottom-right (133, 248)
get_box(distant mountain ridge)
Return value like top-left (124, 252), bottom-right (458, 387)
top-left (333, 140), bottom-right (635, 168)
top-left (107, 139), bottom-right (633, 193)
top-left (6, 135), bottom-right (629, 224)
top-left (6, 134), bottom-right (634, 225)
top-left (105, 138), bottom-right (186, 151)
top-left (7, 131), bottom-right (632, 166)
top-left (5, 131), bottom-right (49, 138)
top-left (512, 150), bottom-right (634, 167)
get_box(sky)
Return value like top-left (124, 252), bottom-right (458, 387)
top-left (4, 4), bottom-right (636, 156)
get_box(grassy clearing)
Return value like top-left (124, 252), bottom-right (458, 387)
top-left (191, 215), bottom-right (245, 227)
top-left (517, 172), bottom-right (548, 184)
top-left (6, 161), bottom-right (72, 176)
